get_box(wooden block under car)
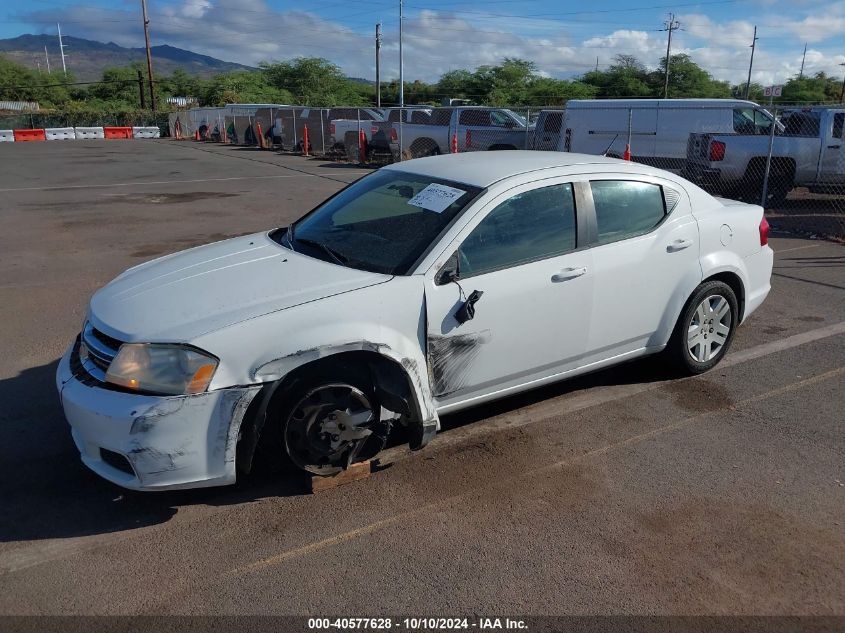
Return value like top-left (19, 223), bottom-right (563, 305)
top-left (310, 460), bottom-right (372, 494)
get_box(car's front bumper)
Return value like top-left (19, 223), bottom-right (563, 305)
top-left (56, 341), bottom-right (262, 491)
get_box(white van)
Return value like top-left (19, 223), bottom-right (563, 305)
top-left (537, 99), bottom-right (778, 172)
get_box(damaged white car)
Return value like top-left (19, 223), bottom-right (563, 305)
top-left (57, 151), bottom-right (773, 490)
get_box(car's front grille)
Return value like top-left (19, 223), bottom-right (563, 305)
top-left (72, 321), bottom-right (124, 384)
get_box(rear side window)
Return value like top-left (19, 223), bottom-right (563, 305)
top-left (542, 111), bottom-right (563, 134)
top-left (833, 113), bottom-right (844, 139)
top-left (460, 110), bottom-right (491, 126)
top-left (590, 181), bottom-right (666, 245)
top-left (430, 109), bottom-right (453, 126)
top-left (459, 184), bottom-right (577, 277)
top-left (411, 110), bottom-right (431, 124)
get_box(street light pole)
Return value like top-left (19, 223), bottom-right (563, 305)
top-left (399, 0), bottom-right (404, 108)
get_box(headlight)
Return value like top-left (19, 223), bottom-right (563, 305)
top-left (105, 343), bottom-right (218, 395)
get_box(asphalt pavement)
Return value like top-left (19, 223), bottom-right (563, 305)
top-left (0, 140), bottom-right (842, 620)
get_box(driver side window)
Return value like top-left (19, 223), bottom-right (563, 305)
top-left (459, 184), bottom-right (577, 278)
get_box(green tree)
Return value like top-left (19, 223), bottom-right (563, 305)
top-left (260, 57), bottom-right (366, 106)
top-left (582, 55), bottom-right (652, 98)
top-left (652, 53), bottom-right (731, 98)
top-left (200, 70), bottom-right (292, 106)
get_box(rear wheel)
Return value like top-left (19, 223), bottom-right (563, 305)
top-left (668, 280), bottom-right (738, 374)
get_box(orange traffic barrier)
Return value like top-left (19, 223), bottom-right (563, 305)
top-left (256, 121), bottom-right (264, 149)
top-left (303, 124), bottom-right (309, 156)
top-left (194, 129), bottom-right (200, 141)
top-left (623, 143), bottom-right (631, 161)
top-left (104, 126), bottom-right (133, 139)
top-left (451, 132), bottom-right (458, 153)
top-left (465, 130), bottom-right (472, 150)
top-left (359, 128), bottom-right (367, 163)
top-left (14, 129), bottom-right (46, 141)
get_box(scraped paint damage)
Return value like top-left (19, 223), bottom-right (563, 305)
top-left (428, 330), bottom-right (492, 397)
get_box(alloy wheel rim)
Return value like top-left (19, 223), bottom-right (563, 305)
top-left (687, 294), bottom-right (732, 363)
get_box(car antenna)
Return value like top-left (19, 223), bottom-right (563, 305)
top-left (601, 134), bottom-right (619, 156)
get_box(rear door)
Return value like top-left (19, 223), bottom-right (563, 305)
top-left (584, 177), bottom-right (701, 361)
top-left (820, 112), bottom-right (845, 184)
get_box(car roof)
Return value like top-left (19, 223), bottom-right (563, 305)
top-left (382, 151), bottom-right (643, 188)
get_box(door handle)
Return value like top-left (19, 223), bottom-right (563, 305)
top-left (667, 238), bottom-right (693, 252)
top-left (551, 266), bottom-right (587, 282)
top-left (827, 144), bottom-right (841, 149)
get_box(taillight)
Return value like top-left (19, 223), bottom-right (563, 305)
top-left (466, 130), bottom-right (472, 149)
top-left (759, 216), bottom-right (769, 246)
top-left (330, 123), bottom-right (335, 135)
top-left (709, 140), bottom-right (726, 162)
top-left (390, 127), bottom-right (398, 142)
top-left (371, 126), bottom-right (379, 135)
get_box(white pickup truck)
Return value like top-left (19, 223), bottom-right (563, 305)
top-left (685, 107), bottom-right (845, 205)
top-left (328, 108), bottom-right (385, 154)
top-left (389, 107), bottom-right (533, 159)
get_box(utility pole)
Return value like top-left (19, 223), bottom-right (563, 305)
top-left (661, 14), bottom-right (680, 99)
top-left (57, 23), bottom-right (67, 75)
top-left (399, 0), bottom-right (404, 108)
top-left (44, 45), bottom-right (51, 74)
top-left (137, 69), bottom-right (146, 109)
top-left (140, 0), bottom-right (156, 113)
top-left (744, 25), bottom-right (758, 100)
top-left (798, 43), bottom-right (807, 79)
top-left (375, 23), bottom-right (382, 108)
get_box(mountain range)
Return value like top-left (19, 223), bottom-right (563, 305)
top-left (0, 34), bottom-right (253, 81)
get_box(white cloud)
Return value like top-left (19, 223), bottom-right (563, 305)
top-left (19, 0), bottom-right (845, 89)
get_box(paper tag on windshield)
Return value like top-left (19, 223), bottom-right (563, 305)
top-left (407, 183), bottom-right (467, 213)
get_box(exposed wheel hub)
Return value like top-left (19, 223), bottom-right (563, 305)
top-left (284, 383), bottom-right (388, 476)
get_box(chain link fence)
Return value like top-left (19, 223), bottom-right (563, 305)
top-left (13, 102), bottom-right (840, 241)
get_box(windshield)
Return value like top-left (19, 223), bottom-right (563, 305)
top-left (277, 170), bottom-right (482, 275)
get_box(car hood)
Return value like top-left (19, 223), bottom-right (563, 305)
top-left (89, 231), bottom-right (392, 342)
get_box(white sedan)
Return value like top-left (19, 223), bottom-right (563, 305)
top-left (56, 152), bottom-right (773, 490)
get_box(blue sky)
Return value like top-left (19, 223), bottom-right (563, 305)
top-left (3, 0), bottom-right (844, 86)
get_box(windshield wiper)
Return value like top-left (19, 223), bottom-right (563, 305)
top-left (294, 237), bottom-right (349, 266)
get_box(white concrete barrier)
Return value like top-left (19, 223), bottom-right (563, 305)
top-left (45, 127), bottom-right (77, 140)
top-left (132, 126), bottom-right (160, 139)
top-left (0, 130), bottom-right (14, 142)
top-left (74, 127), bottom-right (105, 140)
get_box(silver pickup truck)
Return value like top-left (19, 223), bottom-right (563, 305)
top-left (390, 106), bottom-right (533, 159)
top-left (685, 107), bottom-right (845, 206)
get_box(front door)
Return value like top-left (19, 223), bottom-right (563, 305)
top-left (424, 180), bottom-right (593, 409)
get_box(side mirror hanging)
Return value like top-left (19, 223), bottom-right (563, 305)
top-left (455, 290), bottom-right (483, 324)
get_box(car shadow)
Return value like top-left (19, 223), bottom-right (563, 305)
top-left (1, 353), bottom-right (678, 543)
top-left (0, 360), bottom-right (312, 544)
